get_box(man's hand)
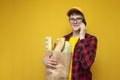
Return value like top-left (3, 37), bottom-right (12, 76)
top-left (79, 23), bottom-right (86, 40)
top-left (43, 57), bottom-right (58, 69)
top-left (42, 52), bottom-right (58, 69)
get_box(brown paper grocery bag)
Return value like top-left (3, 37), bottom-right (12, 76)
top-left (46, 51), bottom-right (71, 80)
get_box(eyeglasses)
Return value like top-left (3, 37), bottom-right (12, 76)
top-left (69, 17), bottom-right (83, 23)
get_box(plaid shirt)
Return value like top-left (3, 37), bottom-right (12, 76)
top-left (64, 32), bottom-right (97, 80)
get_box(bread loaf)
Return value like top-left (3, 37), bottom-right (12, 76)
top-left (54, 37), bottom-right (65, 52)
top-left (45, 36), bottom-right (52, 51)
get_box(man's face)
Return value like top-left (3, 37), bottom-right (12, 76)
top-left (69, 14), bottom-right (83, 31)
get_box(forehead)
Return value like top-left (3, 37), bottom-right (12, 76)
top-left (69, 14), bottom-right (83, 18)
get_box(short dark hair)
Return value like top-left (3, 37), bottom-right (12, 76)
top-left (67, 8), bottom-right (87, 26)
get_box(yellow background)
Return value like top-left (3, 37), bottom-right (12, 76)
top-left (0, 0), bottom-right (120, 80)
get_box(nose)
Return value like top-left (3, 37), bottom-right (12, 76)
top-left (73, 20), bottom-right (77, 24)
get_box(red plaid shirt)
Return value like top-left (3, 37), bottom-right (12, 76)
top-left (64, 32), bottom-right (97, 80)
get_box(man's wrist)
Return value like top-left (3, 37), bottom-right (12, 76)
top-left (80, 36), bottom-right (85, 40)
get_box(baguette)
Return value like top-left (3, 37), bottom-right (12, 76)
top-left (45, 36), bottom-right (52, 51)
top-left (54, 37), bottom-right (65, 52)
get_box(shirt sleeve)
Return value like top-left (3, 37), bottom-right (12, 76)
top-left (78, 36), bottom-right (97, 69)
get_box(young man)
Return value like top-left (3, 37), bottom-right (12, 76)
top-left (43, 7), bottom-right (97, 80)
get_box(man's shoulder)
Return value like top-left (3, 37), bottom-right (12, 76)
top-left (63, 32), bottom-right (97, 41)
top-left (63, 32), bottom-right (73, 41)
top-left (86, 33), bottom-right (97, 41)
top-left (86, 33), bottom-right (96, 37)
top-left (64, 32), bottom-right (72, 37)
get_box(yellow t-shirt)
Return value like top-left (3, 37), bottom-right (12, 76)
top-left (68, 36), bottom-right (79, 80)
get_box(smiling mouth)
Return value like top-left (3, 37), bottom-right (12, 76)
top-left (73, 25), bottom-right (79, 26)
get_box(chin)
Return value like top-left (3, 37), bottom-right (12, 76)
top-left (73, 28), bottom-right (80, 31)
top-left (71, 25), bottom-right (80, 31)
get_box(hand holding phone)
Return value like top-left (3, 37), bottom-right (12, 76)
top-left (79, 23), bottom-right (86, 40)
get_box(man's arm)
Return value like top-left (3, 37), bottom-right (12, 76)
top-left (79, 36), bottom-right (97, 69)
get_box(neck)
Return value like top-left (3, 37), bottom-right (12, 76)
top-left (72, 30), bottom-right (80, 37)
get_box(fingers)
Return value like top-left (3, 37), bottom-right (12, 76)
top-left (46, 64), bottom-right (57, 69)
top-left (79, 23), bottom-right (86, 29)
top-left (43, 51), bottom-right (59, 69)
top-left (79, 23), bottom-right (86, 40)
top-left (46, 62), bottom-right (58, 69)
top-left (46, 60), bottom-right (58, 69)
top-left (43, 58), bottom-right (58, 69)
top-left (49, 59), bottom-right (58, 66)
